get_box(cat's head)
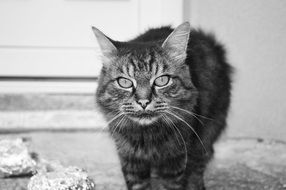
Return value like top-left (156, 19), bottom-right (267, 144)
top-left (93, 22), bottom-right (198, 126)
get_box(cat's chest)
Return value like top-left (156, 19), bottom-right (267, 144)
top-left (115, 130), bottom-right (182, 161)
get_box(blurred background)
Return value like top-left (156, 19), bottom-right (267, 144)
top-left (0, 0), bottom-right (286, 141)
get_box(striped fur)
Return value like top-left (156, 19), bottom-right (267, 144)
top-left (94, 22), bottom-right (232, 190)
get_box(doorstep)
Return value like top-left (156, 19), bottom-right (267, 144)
top-left (0, 93), bottom-right (105, 132)
top-left (0, 110), bottom-right (105, 132)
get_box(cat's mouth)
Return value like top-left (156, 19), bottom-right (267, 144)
top-left (135, 111), bottom-right (154, 117)
top-left (130, 110), bottom-right (161, 118)
top-left (127, 111), bottom-right (159, 125)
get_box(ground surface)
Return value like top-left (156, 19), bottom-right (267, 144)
top-left (1, 132), bottom-right (286, 190)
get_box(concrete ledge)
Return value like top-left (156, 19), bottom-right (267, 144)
top-left (0, 93), bottom-right (107, 131)
top-left (0, 110), bottom-right (106, 131)
top-left (0, 94), bottom-right (95, 111)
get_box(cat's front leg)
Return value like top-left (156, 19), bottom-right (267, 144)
top-left (120, 156), bottom-right (151, 190)
top-left (185, 150), bottom-right (211, 190)
top-left (185, 171), bottom-right (205, 190)
top-left (151, 155), bottom-right (187, 190)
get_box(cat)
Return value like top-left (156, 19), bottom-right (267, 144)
top-left (93, 22), bottom-right (232, 190)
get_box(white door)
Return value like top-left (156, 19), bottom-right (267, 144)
top-left (0, 0), bottom-right (183, 93)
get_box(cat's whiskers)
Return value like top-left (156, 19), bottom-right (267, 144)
top-left (191, 112), bottom-right (214, 121)
top-left (161, 115), bottom-right (181, 149)
top-left (154, 102), bottom-right (169, 112)
top-left (110, 115), bottom-right (126, 137)
top-left (106, 112), bottom-right (124, 125)
top-left (121, 104), bottom-right (136, 114)
top-left (118, 116), bottom-right (128, 134)
top-left (91, 111), bottom-right (122, 139)
top-left (162, 114), bottom-right (188, 169)
top-left (175, 107), bottom-right (214, 121)
top-left (164, 110), bottom-right (208, 154)
top-left (95, 111), bottom-right (122, 133)
top-left (170, 106), bottom-right (205, 126)
top-left (122, 102), bottom-right (132, 105)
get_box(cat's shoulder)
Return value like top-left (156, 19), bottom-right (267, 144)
top-left (129, 26), bottom-right (222, 50)
top-left (129, 26), bottom-right (173, 43)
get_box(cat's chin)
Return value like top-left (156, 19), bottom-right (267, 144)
top-left (129, 116), bottom-right (158, 125)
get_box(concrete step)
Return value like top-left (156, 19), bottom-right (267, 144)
top-left (0, 93), bottom-right (95, 111)
top-left (0, 93), bottom-right (106, 132)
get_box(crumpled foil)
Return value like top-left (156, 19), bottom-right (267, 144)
top-left (28, 166), bottom-right (96, 190)
top-left (0, 138), bottom-right (36, 177)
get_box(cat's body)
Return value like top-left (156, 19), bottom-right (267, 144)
top-left (94, 23), bottom-right (232, 190)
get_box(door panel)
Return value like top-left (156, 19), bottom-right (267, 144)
top-left (0, 0), bottom-right (140, 46)
top-left (0, 0), bottom-right (183, 92)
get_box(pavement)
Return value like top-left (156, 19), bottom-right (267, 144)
top-left (0, 132), bottom-right (286, 190)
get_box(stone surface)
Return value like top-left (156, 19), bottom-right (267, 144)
top-left (0, 132), bottom-right (285, 190)
top-left (0, 138), bottom-right (36, 177)
top-left (28, 166), bottom-right (95, 190)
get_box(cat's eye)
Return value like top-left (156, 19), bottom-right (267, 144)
top-left (117, 77), bottom-right (133, 88)
top-left (154, 75), bottom-right (170, 87)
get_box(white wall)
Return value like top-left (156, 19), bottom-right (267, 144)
top-left (187, 0), bottom-right (286, 140)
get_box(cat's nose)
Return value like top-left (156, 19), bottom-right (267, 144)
top-left (137, 99), bottom-right (150, 109)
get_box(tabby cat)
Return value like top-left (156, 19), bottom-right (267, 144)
top-left (93, 22), bottom-right (232, 190)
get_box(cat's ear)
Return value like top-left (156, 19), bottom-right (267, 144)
top-left (162, 22), bottom-right (191, 62)
top-left (92, 26), bottom-right (117, 58)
